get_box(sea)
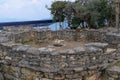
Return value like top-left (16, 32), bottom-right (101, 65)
top-left (0, 20), bottom-right (69, 31)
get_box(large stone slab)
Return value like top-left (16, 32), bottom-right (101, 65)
top-left (0, 73), bottom-right (4, 80)
top-left (85, 42), bottom-right (108, 49)
top-left (107, 66), bottom-right (120, 73)
top-left (106, 32), bottom-right (120, 44)
top-left (85, 42), bottom-right (108, 52)
top-left (0, 37), bottom-right (9, 43)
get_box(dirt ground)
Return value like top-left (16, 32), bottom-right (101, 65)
top-left (24, 40), bottom-right (88, 51)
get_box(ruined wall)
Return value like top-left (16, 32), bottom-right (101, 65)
top-left (0, 42), bottom-right (119, 80)
top-left (7, 29), bottom-right (107, 44)
top-left (0, 27), bottom-right (120, 80)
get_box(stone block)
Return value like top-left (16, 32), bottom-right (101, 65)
top-left (85, 42), bottom-right (108, 52)
top-left (13, 45), bottom-right (30, 52)
top-left (106, 32), bottom-right (120, 44)
top-left (0, 73), bottom-right (4, 80)
top-left (106, 48), bottom-right (116, 54)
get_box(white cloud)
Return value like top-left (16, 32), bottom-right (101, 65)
top-left (31, 0), bottom-right (40, 4)
top-left (0, 0), bottom-right (75, 22)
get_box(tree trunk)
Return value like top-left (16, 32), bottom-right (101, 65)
top-left (115, 0), bottom-right (120, 32)
top-left (59, 22), bottom-right (63, 30)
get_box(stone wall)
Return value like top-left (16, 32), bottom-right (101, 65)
top-left (0, 27), bottom-right (120, 80)
top-left (7, 29), bottom-right (107, 44)
top-left (0, 41), bottom-right (119, 80)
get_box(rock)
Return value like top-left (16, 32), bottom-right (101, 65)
top-left (106, 48), bottom-right (116, 53)
top-left (60, 62), bottom-right (68, 68)
top-left (5, 56), bottom-right (12, 60)
top-left (25, 78), bottom-right (33, 80)
top-left (92, 57), bottom-right (96, 60)
top-left (61, 49), bottom-right (75, 54)
top-left (74, 47), bottom-right (86, 53)
top-left (54, 39), bottom-right (64, 44)
top-left (50, 51), bottom-right (59, 55)
top-left (0, 73), bottom-right (4, 80)
top-left (107, 66), bottom-right (120, 79)
top-left (4, 73), bottom-right (14, 80)
top-left (40, 78), bottom-right (51, 80)
top-left (22, 55), bottom-right (26, 58)
top-left (85, 42), bottom-right (108, 52)
top-left (21, 68), bottom-right (36, 76)
top-left (106, 32), bottom-right (120, 44)
top-left (108, 66), bottom-right (120, 72)
top-left (85, 46), bottom-right (102, 53)
top-left (1, 42), bottom-right (21, 48)
top-left (47, 48), bottom-right (55, 52)
top-left (85, 42), bottom-right (108, 48)
top-left (73, 67), bottom-right (83, 72)
top-left (34, 77), bottom-right (39, 80)
top-left (27, 47), bottom-right (40, 55)
top-left (86, 73), bottom-right (101, 80)
top-left (38, 48), bottom-right (49, 54)
top-left (53, 39), bottom-right (64, 47)
top-left (3, 26), bottom-right (33, 32)
top-left (14, 45), bottom-right (30, 51)
top-left (0, 37), bottom-right (9, 43)
top-left (1, 27), bottom-right (120, 80)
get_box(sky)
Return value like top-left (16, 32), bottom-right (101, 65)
top-left (0, 0), bottom-right (75, 22)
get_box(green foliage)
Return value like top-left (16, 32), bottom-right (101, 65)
top-left (50, 0), bottom-right (116, 29)
top-left (71, 17), bottom-right (81, 29)
top-left (50, 1), bottom-right (67, 22)
top-left (64, 2), bottom-right (75, 27)
top-left (85, 0), bottom-right (115, 28)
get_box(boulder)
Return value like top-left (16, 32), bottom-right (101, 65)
top-left (107, 66), bottom-right (120, 73)
top-left (106, 48), bottom-right (116, 53)
top-left (53, 39), bottom-right (64, 47)
top-left (0, 73), bottom-right (4, 80)
top-left (85, 42), bottom-right (108, 52)
top-left (106, 32), bottom-right (120, 44)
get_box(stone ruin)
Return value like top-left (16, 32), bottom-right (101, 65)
top-left (0, 26), bottom-right (120, 80)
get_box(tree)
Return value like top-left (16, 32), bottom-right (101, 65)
top-left (50, 1), bottom-right (67, 30)
top-left (73, 1), bottom-right (85, 28)
top-left (114, 0), bottom-right (120, 32)
top-left (50, 0), bottom-right (115, 29)
top-left (64, 1), bottom-right (75, 28)
top-left (85, 0), bottom-right (115, 28)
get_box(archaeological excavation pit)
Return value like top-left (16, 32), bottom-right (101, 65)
top-left (0, 27), bottom-right (120, 80)
top-left (9, 30), bottom-right (91, 51)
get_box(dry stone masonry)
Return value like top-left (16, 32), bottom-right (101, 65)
top-left (0, 26), bottom-right (119, 80)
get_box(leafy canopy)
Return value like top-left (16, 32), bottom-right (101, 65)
top-left (50, 0), bottom-right (115, 29)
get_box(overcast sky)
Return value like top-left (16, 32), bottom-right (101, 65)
top-left (0, 0), bottom-right (75, 22)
